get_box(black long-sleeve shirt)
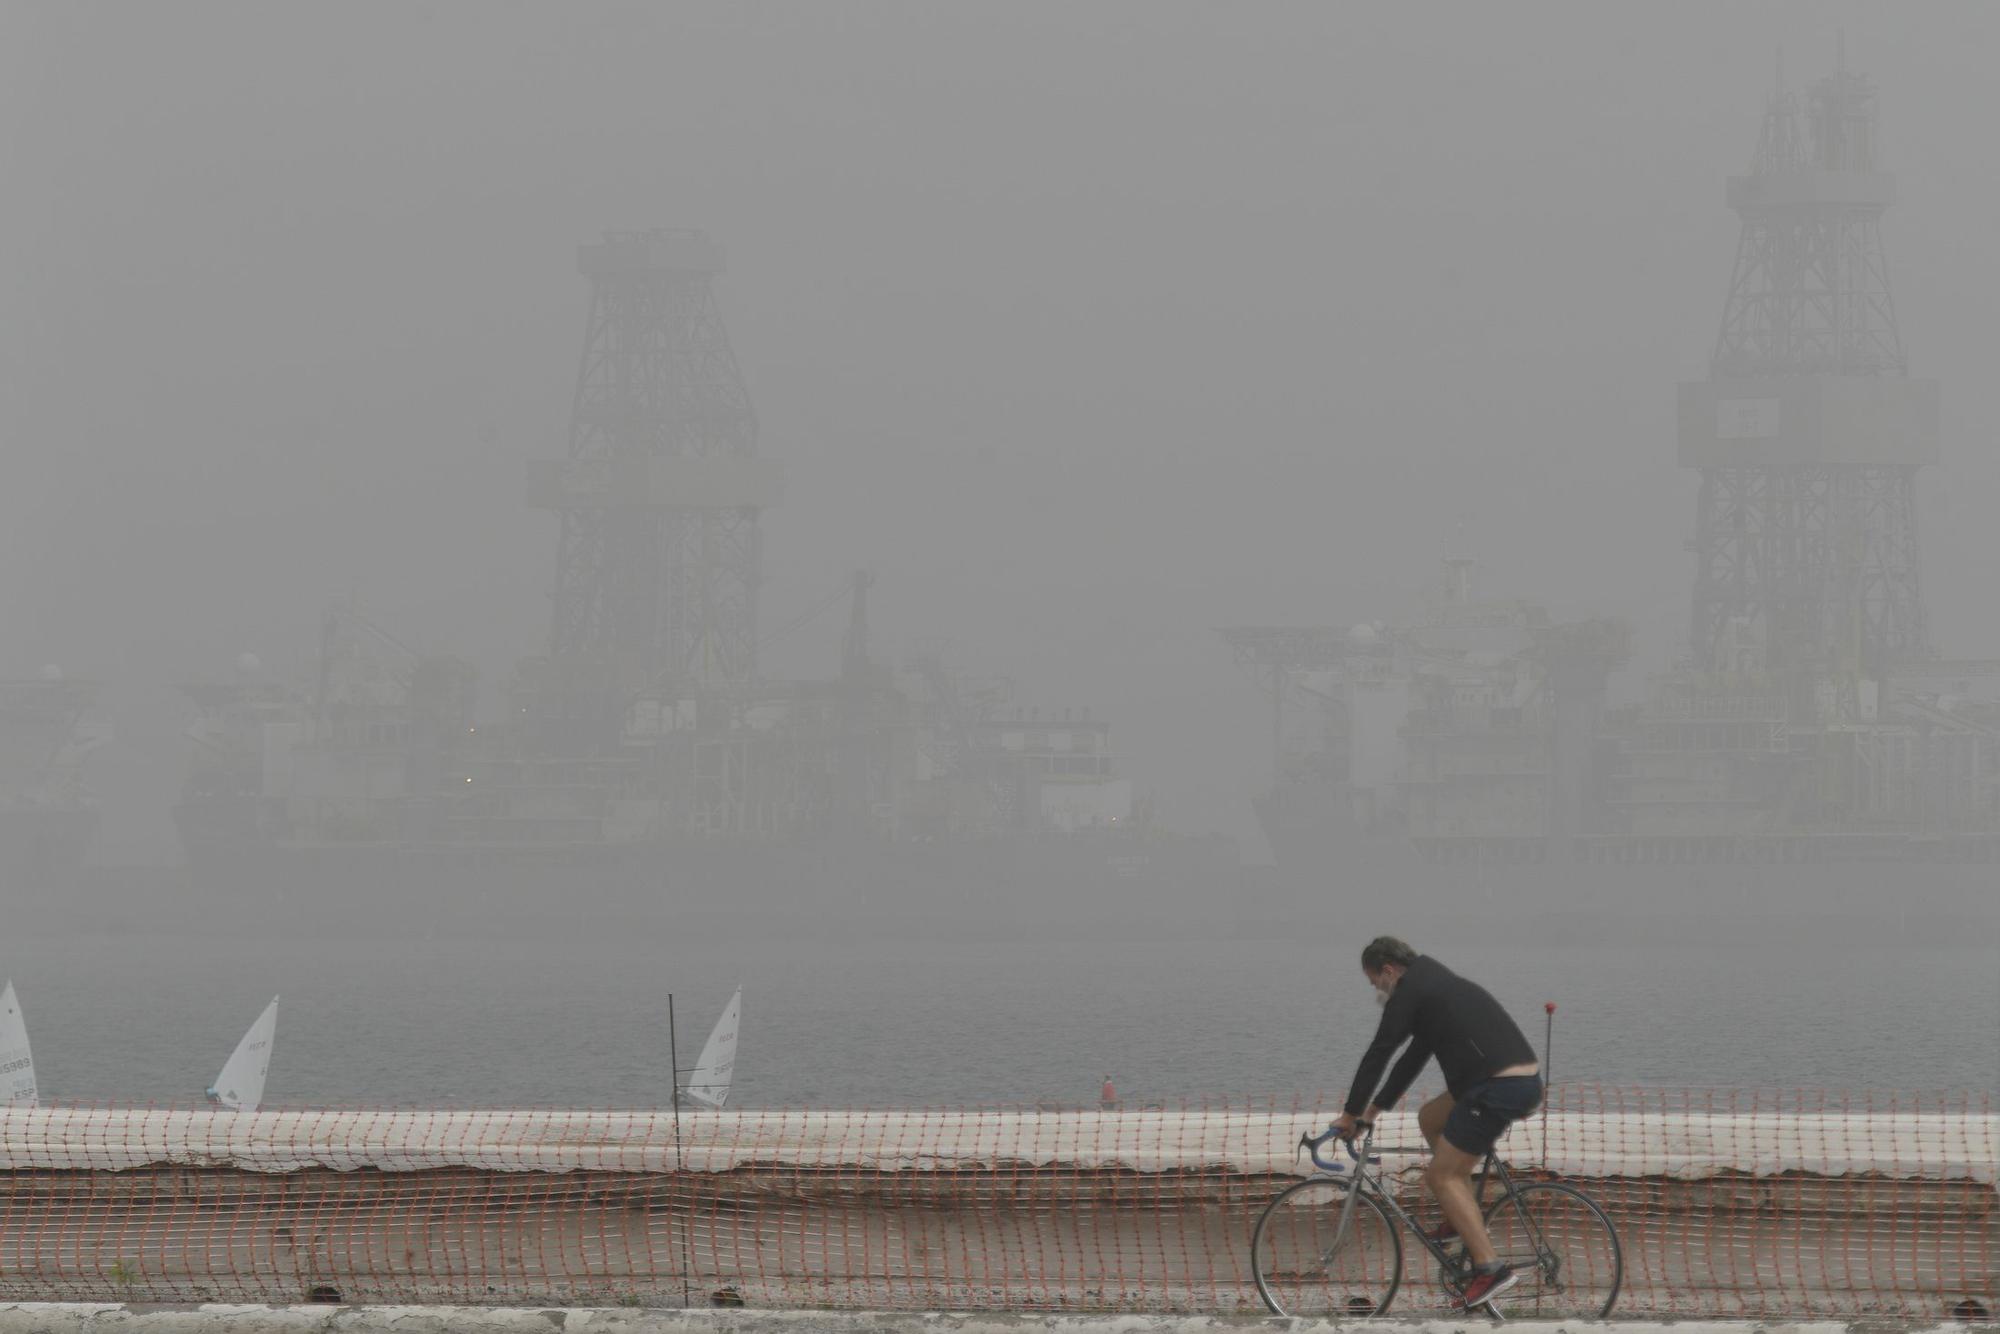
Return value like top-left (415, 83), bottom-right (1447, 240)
top-left (1344, 954), bottom-right (1537, 1117)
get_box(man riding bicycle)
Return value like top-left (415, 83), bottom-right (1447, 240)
top-left (1330, 936), bottom-right (1543, 1310)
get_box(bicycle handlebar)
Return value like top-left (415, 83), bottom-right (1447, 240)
top-left (1300, 1123), bottom-right (1380, 1173)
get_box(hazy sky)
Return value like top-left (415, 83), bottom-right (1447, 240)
top-left (5, 2), bottom-right (1997, 860)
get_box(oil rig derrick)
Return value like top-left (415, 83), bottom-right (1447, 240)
top-left (1680, 57), bottom-right (1935, 692)
top-left (527, 231), bottom-right (784, 756)
top-left (1607, 55), bottom-right (2000, 858)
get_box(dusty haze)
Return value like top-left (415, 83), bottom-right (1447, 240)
top-left (5, 2), bottom-right (2000, 863)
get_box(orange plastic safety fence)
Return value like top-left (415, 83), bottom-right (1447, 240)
top-left (0, 1087), bottom-right (1989, 1318)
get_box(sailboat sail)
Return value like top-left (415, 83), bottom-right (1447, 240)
top-left (0, 981), bottom-right (35, 1108)
top-left (208, 996), bottom-right (279, 1112)
top-left (684, 987), bottom-right (739, 1108)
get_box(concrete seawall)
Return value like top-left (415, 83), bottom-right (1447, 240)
top-left (0, 1161), bottom-right (1991, 1316)
top-left (0, 1307), bottom-right (1991, 1334)
top-left (0, 1107), bottom-right (1990, 1318)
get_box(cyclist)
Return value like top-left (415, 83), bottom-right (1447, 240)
top-left (1329, 936), bottom-right (1543, 1310)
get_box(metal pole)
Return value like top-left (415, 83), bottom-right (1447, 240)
top-left (1541, 1001), bottom-right (1555, 1163)
top-left (1543, 1001), bottom-right (1555, 1087)
top-left (668, 993), bottom-right (693, 1309)
top-left (669, 994), bottom-right (683, 1126)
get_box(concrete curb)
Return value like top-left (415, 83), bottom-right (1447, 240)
top-left (0, 1308), bottom-right (1991, 1334)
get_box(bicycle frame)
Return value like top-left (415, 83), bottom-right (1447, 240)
top-left (1259, 1122), bottom-right (1620, 1321)
top-left (1303, 1128), bottom-right (1548, 1284)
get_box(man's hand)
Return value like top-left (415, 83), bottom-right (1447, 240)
top-left (1330, 1112), bottom-right (1361, 1141)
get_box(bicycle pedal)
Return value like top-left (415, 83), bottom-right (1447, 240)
top-left (1439, 1291), bottom-right (1504, 1323)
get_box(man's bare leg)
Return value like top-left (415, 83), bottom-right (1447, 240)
top-left (1417, 1093), bottom-right (1453, 1150)
top-left (1425, 1141), bottom-right (1496, 1268)
top-left (1416, 1095), bottom-right (1457, 1237)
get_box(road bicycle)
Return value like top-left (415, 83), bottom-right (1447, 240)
top-left (1251, 1122), bottom-right (1622, 1319)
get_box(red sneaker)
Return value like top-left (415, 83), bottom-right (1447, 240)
top-left (1459, 1264), bottom-right (1518, 1310)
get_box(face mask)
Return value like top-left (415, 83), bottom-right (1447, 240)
top-left (1368, 964), bottom-right (1400, 1008)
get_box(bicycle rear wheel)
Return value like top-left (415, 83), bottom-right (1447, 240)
top-left (1251, 1177), bottom-right (1403, 1317)
top-left (1482, 1180), bottom-right (1623, 1317)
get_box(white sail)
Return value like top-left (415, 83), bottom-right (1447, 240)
top-left (683, 987), bottom-right (739, 1109)
top-left (0, 982), bottom-right (35, 1108)
top-left (207, 996), bottom-right (278, 1112)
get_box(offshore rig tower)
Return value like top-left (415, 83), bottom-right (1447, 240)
top-left (1222, 54), bottom-right (2000, 869)
top-left (1679, 55), bottom-right (1934, 697)
top-left (517, 231), bottom-right (860, 836)
top-left (511, 232), bottom-right (1101, 841)
top-left (1611, 54), bottom-right (2000, 854)
top-left (528, 232), bottom-right (783, 724)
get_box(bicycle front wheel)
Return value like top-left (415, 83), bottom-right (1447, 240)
top-left (1251, 1177), bottom-right (1403, 1317)
top-left (1482, 1180), bottom-right (1623, 1317)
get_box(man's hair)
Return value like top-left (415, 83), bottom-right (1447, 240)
top-left (1360, 936), bottom-right (1417, 972)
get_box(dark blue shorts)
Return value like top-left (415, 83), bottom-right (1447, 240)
top-left (1442, 1075), bottom-right (1544, 1156)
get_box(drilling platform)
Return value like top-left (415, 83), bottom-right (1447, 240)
top-left (1223, 58), bottom-right (1999, 939)
top-left (172, 232), bottom-right (1237, 939)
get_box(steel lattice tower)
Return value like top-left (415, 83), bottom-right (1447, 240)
top-left (1680, 59), bottom-right (1937, 688)
top-left (530, 232), bottom-right (782, 690)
